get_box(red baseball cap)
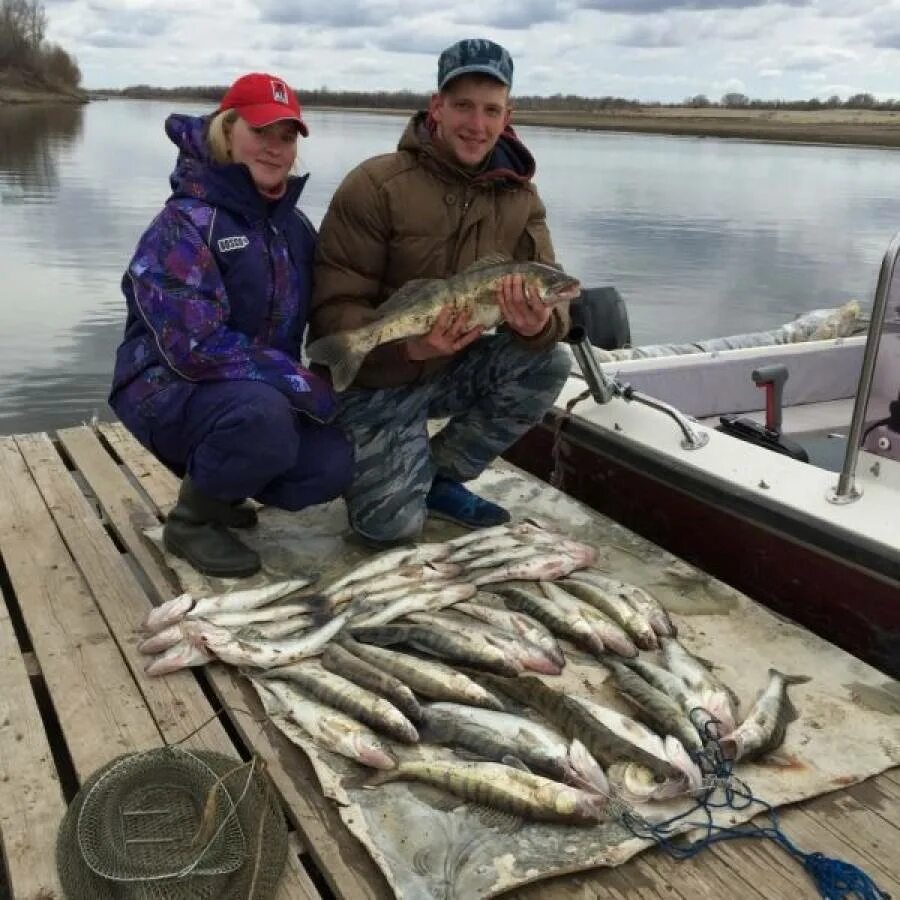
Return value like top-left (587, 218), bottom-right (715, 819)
top-left (219, 72), bottom-right (309, 135)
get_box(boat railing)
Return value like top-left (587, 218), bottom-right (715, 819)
top-left (567, 323), bottom-right (709, 451)
top-left (828, 230), bottom-right (900, 504)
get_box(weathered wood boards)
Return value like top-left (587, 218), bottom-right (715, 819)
top-left (0, 422), bottom-right (898, 900)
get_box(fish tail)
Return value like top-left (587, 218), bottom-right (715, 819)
top-left (567, 739), bottom-right (609, 795)
top-left (305, 331), bottom-right (372, 392)
top-left (354, 766), bottom-right (403, 789)
top-left (769, 669), bottom-right (811, 686)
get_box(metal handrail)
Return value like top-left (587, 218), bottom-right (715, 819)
top-left (567, 325), bottom-right (709, 451)
top-left (829, 230), bottom-right (900, 504)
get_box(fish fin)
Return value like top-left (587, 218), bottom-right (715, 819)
top-left (462, 253), bottom-right (512, 272)
top-left (304, 331), bottom-right (370, 392)
top-left (350, 625), bottom-right (407, 647)
top-left (348, 768), bottom-right (401, 790)
top-left (375, 279), bottom-right (442, 315)
top-left (567, 739), bottom-right (610, 794)
top-left (473, 805), bottom-right (524, 834)
top-left (500, 754), bottom-right (533, 773)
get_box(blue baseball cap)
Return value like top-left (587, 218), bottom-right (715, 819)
top-left (437, 38), bottom-right (514, 91)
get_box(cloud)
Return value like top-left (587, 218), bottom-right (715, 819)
top-left (614, 21), bottom-right (686, 47)
top-left (451, 0), bottom-right (573, 29)
top-left (779, 46), bottom-right (857, 70)
top-left (578, 0), bottom-right (808, 11)
top-left (256, 0), bottom-right (399, 27)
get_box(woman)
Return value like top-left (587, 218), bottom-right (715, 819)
top-left (109, 73), bottom-right (352, 578)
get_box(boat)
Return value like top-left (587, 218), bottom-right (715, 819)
top-left (506, 234), bottom-right (900, 678)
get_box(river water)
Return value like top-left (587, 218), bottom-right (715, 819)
top-left (1, 98), bottom-right (897, 434)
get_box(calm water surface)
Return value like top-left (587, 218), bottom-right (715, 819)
top-left (1, 99), bottom-right (898, 434)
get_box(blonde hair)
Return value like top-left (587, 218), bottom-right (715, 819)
top-left (204, 109), bottom-right (301, 175)
top-left (206, 109), bottom-right (239, 163)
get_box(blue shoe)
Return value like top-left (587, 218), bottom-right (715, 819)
top-left (425, 476), bottom-right (510, 529)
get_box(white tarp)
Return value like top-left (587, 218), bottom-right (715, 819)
top-left (149, 461), bottom-right (900, 900)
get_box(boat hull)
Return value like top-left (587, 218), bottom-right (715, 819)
top-left (506, 413), bottom-right (900, 678)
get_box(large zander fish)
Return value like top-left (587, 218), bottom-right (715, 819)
top-left (306, 255), bottom-right (581, 391)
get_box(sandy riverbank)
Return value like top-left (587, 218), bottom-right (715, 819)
top-left (0, 72), bottom-right (86, 105)
top-left (308, 104), bottom-right (900, 148)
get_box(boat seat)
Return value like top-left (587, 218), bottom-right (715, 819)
top-left (595, 337), bottom-right (865, 420)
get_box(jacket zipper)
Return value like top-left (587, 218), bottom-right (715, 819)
top-left (263, 220), bottom-right (277, 343)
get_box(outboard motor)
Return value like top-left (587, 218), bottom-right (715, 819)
top-left (862, 392), bottom-right (900, 461)
top-left (717, 364), bottom-right (809, 462)
top-left (576, 287), bottom-right (631, 350)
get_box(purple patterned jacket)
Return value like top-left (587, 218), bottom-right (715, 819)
top-left (109, 113), bottom-right (336, 424)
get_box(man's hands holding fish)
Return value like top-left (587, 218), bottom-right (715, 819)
top-left (405, 274), bottom-right (550, 361)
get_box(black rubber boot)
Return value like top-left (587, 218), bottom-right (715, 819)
top-left (163, 477), bottom-right (261, 578)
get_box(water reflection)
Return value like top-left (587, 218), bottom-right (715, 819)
top-left (0, 103), bottom-right (84, 195)
top-left (1, 101), bottom-right (899, 434)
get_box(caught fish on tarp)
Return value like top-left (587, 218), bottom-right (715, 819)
top-left (306, 255), bottom-right (580, 391)
top-left (321, 642), bottom-right (424, 722)
top-left (567, 570), bottom-right (677, 638)
top-left (258, 659), bottom-right (419, 743)
top-left (364, 754), bottom-right (610, 826)
top-left (350, 622), bottom-right (524, 676)
top-left (480, 674), bottom-right (682, 782)
top-left (660, 636), bottom-right (740, 735)
top-left (719, 669), bottom-right (810, 762)
top-left (198, 597), bottom-right (365, 669)
top-left (351, 582), bottom-right (476, 627)
top-left (406, 610), bottom-right (563, 675)
top-left (338, 636), bottom-right (507, 710)
top-left (253, 677), bottom-right (398, 770)
top-left (603, 658), bottom-right (704, 755)
top-left (420, 702), bottom-right (608, 793)
top-left (565, 694), bottom-right (703, 801)
top-left (540, 581), bottom-right (639, 658)
top-left (559, 577), bottom-right (658, 650)
top-left (455, 597), bottom-right (566, 669)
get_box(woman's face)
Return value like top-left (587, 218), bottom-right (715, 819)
top-left (228, 116), bottom-right (299, 197)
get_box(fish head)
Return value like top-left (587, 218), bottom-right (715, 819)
top-left (526, 264), bottom-right (582, 306)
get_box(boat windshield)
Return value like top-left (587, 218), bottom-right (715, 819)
top-left (861, 271), bottom-right (900, 462)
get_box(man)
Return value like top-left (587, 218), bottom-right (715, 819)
top-left (311, 38), bottom-right (572, 546)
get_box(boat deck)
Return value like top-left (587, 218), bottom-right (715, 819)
top-left (1, 423), bottom-right (898, 900)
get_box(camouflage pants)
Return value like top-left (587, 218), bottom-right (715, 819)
top-left (335, 331), bottom-right (571, 543)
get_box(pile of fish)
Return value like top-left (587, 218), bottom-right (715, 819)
top-left (137, 519), bottom-right (808, 827)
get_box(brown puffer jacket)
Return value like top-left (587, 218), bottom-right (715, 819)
top-left (310, 112), bottom-right (570, 389)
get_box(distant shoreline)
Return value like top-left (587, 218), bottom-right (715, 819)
top-left (303, 105), bottom-right (900, 148)
top-left (8, 87), bottom-right (900, 148)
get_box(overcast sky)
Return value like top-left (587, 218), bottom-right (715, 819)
top-left (44, 0), bottom-right (900, 103)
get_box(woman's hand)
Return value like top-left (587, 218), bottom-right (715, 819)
top-left (406, 306), bottom-right (484, 361)
top-left (498, 274), bottom-right (550, 337)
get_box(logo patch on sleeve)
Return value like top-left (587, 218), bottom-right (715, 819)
top-left (217, 235), bottom-right (250, 253)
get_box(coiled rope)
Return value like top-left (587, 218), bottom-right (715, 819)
top-left (619, 719), bottom-right (889, 900)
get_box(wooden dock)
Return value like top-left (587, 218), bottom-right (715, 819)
top-left (0, 423), bottom-right (898, 900)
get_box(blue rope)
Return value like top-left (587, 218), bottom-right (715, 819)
top-left (620, 720), bottom-right (889, 900)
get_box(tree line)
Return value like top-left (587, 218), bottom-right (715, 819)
top-left (105, 84), bottom-right (900, 113)
top-left (0, 0), bottom-right (80, 89)
top-left (690, 92), bottom-right (898, 111)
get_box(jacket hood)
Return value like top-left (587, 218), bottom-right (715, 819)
top-left (398, 110), bottom-right (536, 185)
top-left (164, 113), bottom-right (307, 222)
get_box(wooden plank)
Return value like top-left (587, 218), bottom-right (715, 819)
top-left (0, 588), bottom-right (66, 899)
top-left (506, 846), bottom-right (767, 899)
top-left (284, 834), bottom-right (323, 900)
top-left (99, 422), bottom-right (180, 514)
top-left (16, 431), bottom-right (235, 759)
top-left (97, 424), bottom-right (393, 900)
top-left (57, 427), bottom-right (177, 604)
top-left (0, 437), bottom-right (162, 782)
top-left (100, 422), bottom-right (900, 900)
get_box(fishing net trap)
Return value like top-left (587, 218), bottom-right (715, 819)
top-left (56, 745), bottom-right (287, 900)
